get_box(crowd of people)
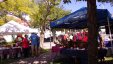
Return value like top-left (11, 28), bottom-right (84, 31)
top-left (54, 30), bottom-right (88, 49)
top-left (54, 29), bottom-right (111, 49)
top-left (14, 32), bottom-right (40, 58)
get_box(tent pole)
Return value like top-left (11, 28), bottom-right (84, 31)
top-left (50, 31), bottom-right (52, 48)
top-left (107, 17), bottom-right (113, 54)
top-left (49, 25), bottom-right (54, 64)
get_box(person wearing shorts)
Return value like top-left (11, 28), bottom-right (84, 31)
top-left (30, 33), bottom-right (40, 56)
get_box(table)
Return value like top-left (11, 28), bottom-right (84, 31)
top-left (60, 48), bottom-right (88, 64)
top-left (0, 46), bottom-right (22, 61)
top-left (0, 47), bottom-right (10, 62)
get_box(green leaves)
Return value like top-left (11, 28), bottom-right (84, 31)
top-left (0, 0), bottom-right (70, 29)
top-left (30, 0), bottom-right (70, 28)
top-left (0, 0), bottom-right (40, 25)
top-left (0, 19), bottom-right (5, 26)
top-left (0, 0), bottom-right (38, 17)
top-left (48, 6), bottom-right (70, 21)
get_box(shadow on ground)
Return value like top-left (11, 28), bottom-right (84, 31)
top-left (53, 57), bottom-right (113, 64)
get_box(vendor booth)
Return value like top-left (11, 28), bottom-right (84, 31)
top-left (50, 7), bottom-right (113, 63)
top-left (50, 7), bottom-right (113, 48)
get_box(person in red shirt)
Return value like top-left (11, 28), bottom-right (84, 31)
top-left (73, 34), bottom-right (77, 42)
top-left (22, 34), bottom-right (29, 57)
top-left (82, 33), bottom-right (88, 43)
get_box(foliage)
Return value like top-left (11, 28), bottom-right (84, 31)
top-left (0, 19), bottom-right (5, 25)
top-left (48, 6), bottom-right (70, 21)
top-left (31, 0), bottom-right (70, 28)
top-left (0, 0), bottom-right (39, 22)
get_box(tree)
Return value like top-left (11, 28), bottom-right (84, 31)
top-left (63, 0), bottom-right (113, 64)
top-left (31, 0), bottom-right (70, 47)
top-left (0, 0), bottom-right (38, 22)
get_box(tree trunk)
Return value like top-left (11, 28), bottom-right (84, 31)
top-left (52, 29), bottom-right (56, 42)
top-left (40, 27), bottom-right (45, 48)
top-left (87, 0), bottom-right (98, 64)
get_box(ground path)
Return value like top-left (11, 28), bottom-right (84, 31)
top-left (10, 42), bottom-right (56, 64)
top-left (10, 52), bottom-right (56, 64)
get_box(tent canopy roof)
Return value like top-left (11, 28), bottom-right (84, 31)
top-left (50, 7), bottom-right (113, 29)
top-left (0, 20), bottom-right (31, 34)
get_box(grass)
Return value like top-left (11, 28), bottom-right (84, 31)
top-left (105, 57), bottom-right (113, 61)
top-left (40, 47), bottom-right (49, 53)
top-left (102, 57), bottom-right (113, 64)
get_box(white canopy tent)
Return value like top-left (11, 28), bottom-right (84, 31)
top-left (0, 20), bottom-right (32, 35)
top-left (0, 20), bottom-right (40, 42)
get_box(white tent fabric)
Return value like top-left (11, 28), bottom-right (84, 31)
top-left (0, 20), bottom-right (31, 34)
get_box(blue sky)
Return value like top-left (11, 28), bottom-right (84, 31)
top-left (60, 0), bottom-right (113, 14)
